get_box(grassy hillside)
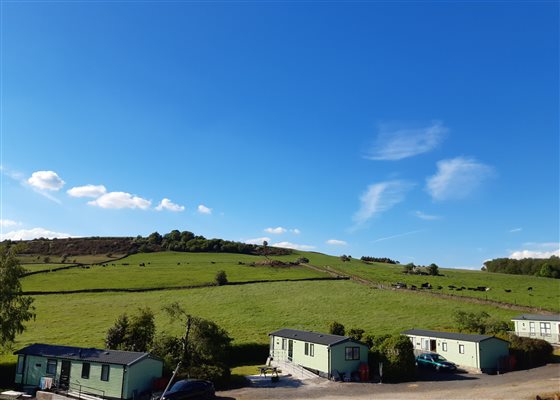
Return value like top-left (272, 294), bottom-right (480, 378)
top-left (2, 249), bottom-right (558, 380)
top-left (21, 252), bottom-right (327, 292)
top-left (300, 252), bottom-right (560, 312)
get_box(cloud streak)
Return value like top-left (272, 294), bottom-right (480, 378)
top-left (372, 229), bottom-right (425, 243)
top-left (426, 157), bottom-right (495, 201)
top-left (326, 239), bottom-right (347, 246)
top-left (365, 121), bottom-right (447, 161)
top-left (353, 180), bottom-right (414, 227)
top-left (414, 210), bottom-right (442, 220)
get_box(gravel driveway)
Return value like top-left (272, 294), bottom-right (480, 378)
top-left (217, 363), bottom-right (560, 400)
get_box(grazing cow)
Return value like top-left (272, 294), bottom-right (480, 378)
top-left (461, 286), bottom-right (466, 290)
top-left (177, 262), bottom-right (181, 265)
top-left (505, 289), bottom-right (512, 293)
top-left (456, 288), bottom-right (463, 291)
top-left (421, 282), bottom-right (432, 289)
top-left (527, 287), bottom-right (533, 291)
top-left (476, 286), bottom-right (487, 291)
top-left (437, 285), bottom-right (443, 290)
top-left (410, 285), bottom-right (417, 290)
top-left (448, 285), bottom-right (456, 289)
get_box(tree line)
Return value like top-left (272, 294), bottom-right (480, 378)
top-left (135, 230), bottom-right (292, 256)
top-left (482, 256), bottom-right (560, 279)
top-left (360, 256), bottom-right (399, 264)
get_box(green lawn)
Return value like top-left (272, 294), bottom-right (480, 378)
top-left (301, 252), bottom-right (560, 312)
top-left (21, 252), bottom-right (328, 292)
top-left (12, 279), bottom-right (521, 353)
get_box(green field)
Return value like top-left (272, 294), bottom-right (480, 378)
top-left (300, 253), bottom-right (560, 312)
top-left (21, 252), bottom-right (328, 292)
top-left (2, 249), bottom-right (558, 385)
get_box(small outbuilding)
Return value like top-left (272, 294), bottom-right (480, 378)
top-left (402, 329), bottom-right (509, 373)
top-left (269, 328), bottom-right (369, 380)
top-left (511, 314), bottom-right (560, 344)
top-left (14, 343), bottom-right (163, 399)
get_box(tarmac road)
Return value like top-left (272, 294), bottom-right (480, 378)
top-left (217, 363), bottom-right (560, 400)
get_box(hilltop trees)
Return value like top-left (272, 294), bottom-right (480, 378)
top-left (483, 256), bottom-right (560, 278)
top-left (0, 244), bottom-right (35, 346)
top-left (329, 321), bottom-right (345, 336)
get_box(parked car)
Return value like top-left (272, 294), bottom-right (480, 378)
top-left (155, 379), bottom-right (215, 400)
top-left (416, 353), bottom-right (457, 371)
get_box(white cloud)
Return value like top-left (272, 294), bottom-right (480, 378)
top-left (365, 121), bottom-right (447, 161)
top-left (1, 227), bottom-right (72, 241)
top-left (271, 241), bottom-right (316, 251)
top-left (156, 198), bottom-right (185, 212)
top-left (509, 249), bottom-right (560, 259)
top-left (353, 180), bottom-right (414, 226)
top-left (0, 219), bottom-right (20, 227)
top-left (414, 210), bottom-right (442, 220)
top-left (88, 192), bottom-right (151, 209)
top-left (197, 204), bottom-right (212, 215)
top-left (265, 227), bottom-right (287, 234)
top-left (291, 228), bottom-right (301, 235)
top-left (508, 228), bottom-right (522, 233)
top-left (326, 239), bottom-right (347, 246)
top-left (27, 171), bottom-right (65, 191)
top-left (67, 184), bottom-right (107, 198)
top-left (244, 237), bottom-right (271, 245)
top-left (426, 157), bottom-right (495, 201)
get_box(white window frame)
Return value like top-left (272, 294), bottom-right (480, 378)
top-left (540, 322), bottom-right (551, 336)
top-left (529, 322), bottom-right (536, 336)
top-left (442, 342), bottom-right (447, 352)
top-left (459, 344), bottom-right (465, 354)
top-left (310, 343), bottom-right (314, 357)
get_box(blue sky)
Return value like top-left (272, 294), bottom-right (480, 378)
top-left (1, 1), bottom-right (558, 269)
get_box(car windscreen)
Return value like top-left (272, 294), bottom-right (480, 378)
top-left (169, 381), bottom-right (195, 392)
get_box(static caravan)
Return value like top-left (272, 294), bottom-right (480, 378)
top-left (269, 328), bottom-right (369, 380)
top-left (14, 343), bottom-right (163, 399)
top-left (402, 329), bottom-right (509, 373)
top-left (511, 314), bottom-right (560, 344)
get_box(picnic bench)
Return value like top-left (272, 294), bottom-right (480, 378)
top-left (258, 366), bottom-right (279, 377)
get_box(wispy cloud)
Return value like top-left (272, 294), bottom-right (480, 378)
top-left (326, 239), bottom-right (347, 246)
top-left (414, 210), bottom-right (442, 220)
top-left (0, 219), bottom-right (21, 228)
top-left (0, 227), bottom-right (72, 241)
top-left (244, 237), bottom-right (271, 245)
top-left (353, 180), bottom-right (414, 227)
top-left (88, 192), bottom-right (151, 209)
top-left (197, 204), bottom-right (212, 215)
top-left (508, 228), bottom-right (522, 233)
top-left (28, 171), bottom-right (65, 191)
top-left (372, 229), bottom-right (424, 243)
top-left (67, 184), bottom-right (107, 198)
top-left (426, 157), bottom-right (495, 201)
top-left (365, 121), bottom-right (447, 161)
top-left (271, 241), bottom-right (315, 251)
top-left (156, 198), bottom-right (185, 212)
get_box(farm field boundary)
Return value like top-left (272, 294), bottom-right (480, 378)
top-left (302, 262), bottom-right (558, 314)
top-left (23, 275), bottom-right (349, 295)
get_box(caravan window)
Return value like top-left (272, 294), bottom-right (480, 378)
top-left (46, 359), bottom-right (57, 375)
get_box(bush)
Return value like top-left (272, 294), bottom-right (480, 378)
top-left (329, 321), bottom-right (345, 336)
top-left (509, 335), bottom-right (553, 369)
top-left (215, 270), bottom-right (228, 286)
top-left (348, 328), bottom-right (365, 341)
top-left (378, 335), bottom-right (416, 382)
top-left (296, 257), bottom-right (309, 264)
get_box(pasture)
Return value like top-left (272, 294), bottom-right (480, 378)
top-left (300, 253), bottom-right (560, 312)
top-left (20, 252), bottom-right (327, 292)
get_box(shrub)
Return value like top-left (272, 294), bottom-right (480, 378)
top-left (348, 328), bottom-right (365, 342)
top-left (378, 335), bottom-right (416, 382)
top-left (296, 257), bottom-right (309, 264)
top-left (215, 270), bottom-right (228, 286)
top-left (329, 321), bottom-right (345, 336)
top-left (509, 335), bottom-right (553, 369)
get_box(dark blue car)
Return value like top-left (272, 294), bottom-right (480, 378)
top-left (159, 379), bottom-right (215, 400)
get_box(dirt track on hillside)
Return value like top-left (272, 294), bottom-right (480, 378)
top-left (217, 363), bottom-right (560, 400)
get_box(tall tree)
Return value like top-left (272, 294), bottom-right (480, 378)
top-left (0, 244), bottom-right (35, 346)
